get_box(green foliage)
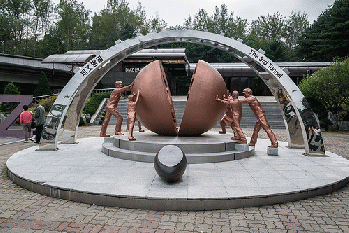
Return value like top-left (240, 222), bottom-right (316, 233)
top-left (179, 6), bottom-right (308, 62)
top-left (39, 95), bottom-right (57, 112)
top-left (245, 11), bottom-right (308, 61)
top-left (0, 82), bottom-right (20, 114)
top-left (249, 77), bottom-right (266, 96)
top-left (299, 57), bottom-right (349, 125)
top-left (1, 0), bottom-right (310, 62)
top-left (38, 26), bottom-right (66, 56)
top-left (4, 82), bottom-right (20, 95)
top-left (83, 92), bottom-right (111, 115)
top-left (55, 0), bottom-right (91, 51)
top-left (88, 0), bottom-right (146, 50)
top-left (264, 39), bottom-right (291, 62)
top-left (302, 96), bottom-right (332, 130)
top-left (0, 0), bottom-right (31, 54)
top-left (34, 71), bottom-right (52, 96)
top-left (297, 0), bottom-right (349, 61)
top-left (94, 81), bottom-right (105, 89)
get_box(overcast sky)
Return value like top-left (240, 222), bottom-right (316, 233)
top-left (55, 0), bottom-right (336, 26)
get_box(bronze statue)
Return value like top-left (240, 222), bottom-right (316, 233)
top-left (100, 81), bottom-right (132, 137)
top-left (218, 94), bottom-right (234, 134)
top-left (240, 88), bottom-right (278, 147)
top-left (127, 119), bottom-right (145, 133)
top-left (127, 91), bottom-right (140, 140)
top-left (216, 91), bottom-right (247, 144)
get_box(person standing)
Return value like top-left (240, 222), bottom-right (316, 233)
top-left (32, 100), bottom-right (45, 144)
top-left (20, 105), bottom-right (34, 142)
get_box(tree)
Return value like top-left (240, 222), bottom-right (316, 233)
top-left (0, 0), bottom-right (32, 55)
top-left (89, 0), bottom-right (146, 49)
top-left (26, 0), bottom-right (53, 57)
top-left (34, 71), bottom-right (52, 96)
top-left (0, 9), bottom-right (13, 53)
top-left (4, 82), bottom-right (20, 95)
top-left (249, 12), bottom-right (286, 42)
top-left (284, 11), bottom-right (309, 49)
top-left (299, 57), bottom-right (349, 128)
top-left (170, 4), bottom-right (246, 63)
top-left (37, 25), bottom-right (65, 57)
top-left (264, 39), bottom-right (291, 62)
top-left (297, 0), bottom-right (349, 61)
top-left (55, 0), bottom-right (91, 51)
top-left (146, 15), bottom-right (167, 33)
top-left (0, 82), bottom-right (20, 114)
top-left (245, 11), bottom-right (308, 62)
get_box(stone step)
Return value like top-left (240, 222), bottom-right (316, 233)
top-left (102, 133), bottom-right (254, 164)
top-left (103, 143), bottom-right (253, 164)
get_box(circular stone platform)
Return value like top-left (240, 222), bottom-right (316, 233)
top-left (6, 131), bottom-right (349, 211)
top-left (102, 131), bottom-right (254, 163)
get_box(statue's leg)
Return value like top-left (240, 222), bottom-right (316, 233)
top-left (114, 111), bottom-right (123, 135)
top-left (138, 120), bottom-right (144, 132)
top-left (233, 115), bottom-right (247, 144)
top-left (231, 121), bottom-right (239, 140)
top-left (126, 117), bottom-right (130, 132)
top-left (219, 119), bottom-right (226, 134)
top-left (106, 106), bottom-right (123, 135)
top-left (128, 118), bottom-right (136, 140)
top-left (249, 120), bottom-right (261, 146)
top-left (100, 111), bottom-right (111, 137)
top-left (260, 117), bottom-right (278, 147)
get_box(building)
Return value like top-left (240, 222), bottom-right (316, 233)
top-left (1, 50), bottom-right (331, 96)
top-left (0, 53), bottom-right (73, 95)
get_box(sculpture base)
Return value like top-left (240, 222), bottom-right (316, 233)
top-left (267, 147), bottom-right (279, 156)
top-left (235, 143), bottom-right (250, 152)
top-left (102, 131), bottom-right (254, 164)
top-left (6, 132), bottom-right (349, 211)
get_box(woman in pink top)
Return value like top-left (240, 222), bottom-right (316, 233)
top-left (20, 105), bottom-right (34, 142)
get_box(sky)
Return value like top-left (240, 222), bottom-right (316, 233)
top-left (54, 0), bottom-right (336, 26)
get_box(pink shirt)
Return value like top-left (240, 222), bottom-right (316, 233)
top-left (20, 111), bottom-right (33, 125)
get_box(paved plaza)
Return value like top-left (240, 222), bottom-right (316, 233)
top-left (1, 125), bottom-right (349, 232)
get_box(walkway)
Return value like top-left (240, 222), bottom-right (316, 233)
top-left (1, 126), bottom-right (349, 232)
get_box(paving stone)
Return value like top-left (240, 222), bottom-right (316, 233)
top-left (1, 126), bottom-right (349, 232)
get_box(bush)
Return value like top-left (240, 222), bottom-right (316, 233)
top-left (83, 92), bottom-right (111, 115)
top-left (0, 82), bottom-right (20, 114)
top-left (320, 118), bottom-right (333, 131)
top-left (299, 57), bottom-right (349, 129)
top-left (4, 82), bottom-right (20, 95)
top-left (39, 96), bottom-right (57, 113)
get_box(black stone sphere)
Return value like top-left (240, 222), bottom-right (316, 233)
top-left (154, 145), bottom-right (187, 183)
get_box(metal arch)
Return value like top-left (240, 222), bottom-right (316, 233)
top-left (40, 30), bottom-right (324, 155)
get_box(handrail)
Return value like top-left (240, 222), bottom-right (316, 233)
top-left (89, 98), bottom-right (108, 124)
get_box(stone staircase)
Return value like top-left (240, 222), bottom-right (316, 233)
top-left (95, 98), bottom-right (286, 129)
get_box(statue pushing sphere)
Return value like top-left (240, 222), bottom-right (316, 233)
top-left (99, 60), bottom-right (277, 149)
top-left (241, 88), bottom-right (278, 148)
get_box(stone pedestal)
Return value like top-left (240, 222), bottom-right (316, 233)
top-left (267, 147), bottom-right (278, 156)
top-left (235, 144), bottom-right (249, 152)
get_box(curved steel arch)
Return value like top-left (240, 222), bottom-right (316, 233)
top-left (40, 30), bottom-right (324, 154)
